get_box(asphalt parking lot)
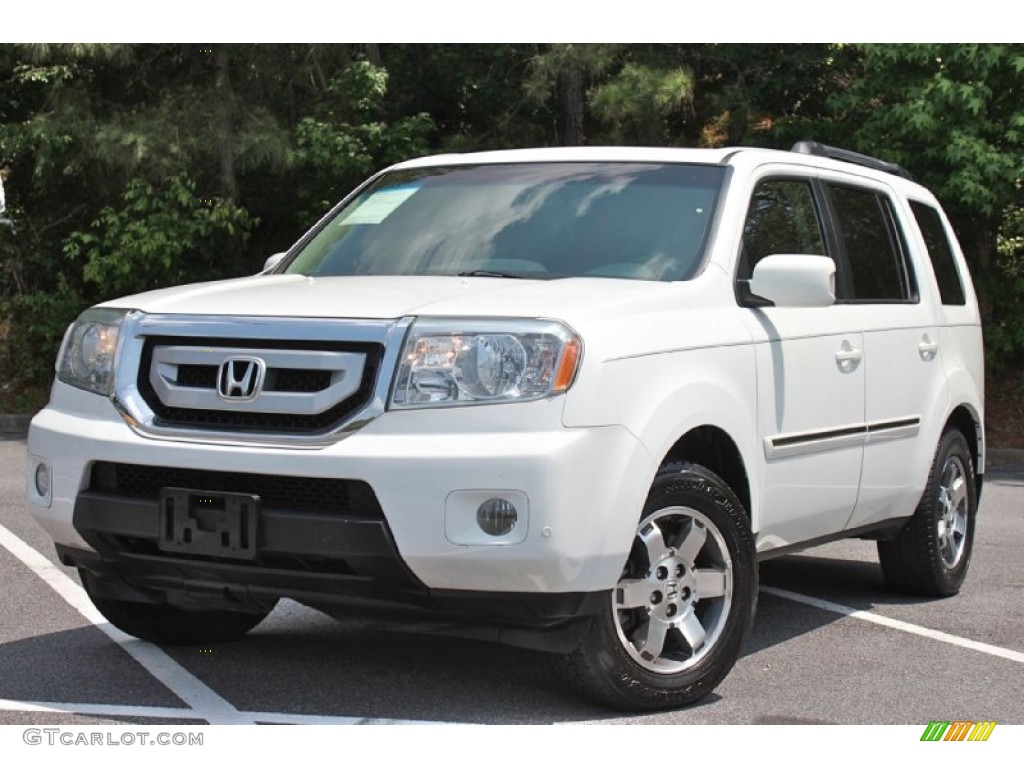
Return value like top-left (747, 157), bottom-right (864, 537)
top-left (1, 437), bottom-right (1021, 726)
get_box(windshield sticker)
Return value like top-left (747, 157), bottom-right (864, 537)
top-left (338, 184), bottom-right (421, 225)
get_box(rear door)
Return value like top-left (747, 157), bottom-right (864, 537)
top-left (820, 180), bottom-right (948, 530)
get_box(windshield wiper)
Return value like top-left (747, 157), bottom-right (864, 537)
top-left (456, 269), bottom-right (528, 279)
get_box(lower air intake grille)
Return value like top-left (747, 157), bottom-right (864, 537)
top-left (90, 462), bottom-right (383, 519)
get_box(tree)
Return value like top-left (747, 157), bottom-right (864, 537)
top-left (691, 44), bottom-right (859, 147)
top-left (3, 43), bottom-right (1024, 396)
top-left (525, 44), bottom-right (620, 145)
top-left (590, 62), bottom-right (694, 145)
top-left (0, 44), bottom-right (432, 403)
top-left (824, 44), bottom-right (1024, 276)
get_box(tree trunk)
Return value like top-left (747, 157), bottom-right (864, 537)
top-left (558, 64), bottom-right (585, 146)
top-left (214, 45), bottom-right (237, 205)
top-left (214, 45), bottom-right (243, 274)
top-left (972, 227), bottom-right (995, 275)
top-left (965, 223), bottom-right (998, 324)
top-left (364, 44), bottom-right (382, 67)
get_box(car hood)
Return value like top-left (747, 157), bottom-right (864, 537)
top-left (105, 273), bottom-right (703, 326)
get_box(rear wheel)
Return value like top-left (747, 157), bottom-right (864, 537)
top-left (566, 462), bottom-right (757, 711)
top-left (877, 428), bottom-right (977, 596)
top-left (81, 572), bottom-right (274, 645)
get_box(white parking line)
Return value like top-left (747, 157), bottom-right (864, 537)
top-left (762, 586), bottom-right (1024, 664)
top-left (9, 516), bottom-right (1021, 725)
top-left (0, 523), bottom-right (253, 724)
top-left (0, 698), bottom-right (444, 725)
top-left (0, 522), bottom-right (458, 725)
top-left (0, 699), bottom-right (198, 720)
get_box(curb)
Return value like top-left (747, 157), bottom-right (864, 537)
top-left (0, 414), bottom-right (31, 439)
top-left (987, 448), bottom-right (1024, 471)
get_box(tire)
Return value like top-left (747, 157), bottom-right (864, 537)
top-left (877, 428), bottom-right (977, 597)
top-left (566, 461), bottom-right (758, 711)
top-left (82, 572), bottom-right (274, 645)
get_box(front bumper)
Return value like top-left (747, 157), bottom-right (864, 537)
top-left (27, 384), bottom-right (656, 601)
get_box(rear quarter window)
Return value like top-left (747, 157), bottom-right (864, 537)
top-left (910, 201), bottom-right (967, 306)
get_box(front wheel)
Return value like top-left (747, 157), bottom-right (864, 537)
top-left (81, 571), bottom-right (275, 645)
top-left (565, 462), bottom-right (758, 711)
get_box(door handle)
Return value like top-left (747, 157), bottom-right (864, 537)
top-left (835, 341), bottom-right (863, 373)
top-left (918, 335), bottom-right (939, 362)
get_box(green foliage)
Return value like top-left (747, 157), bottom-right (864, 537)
top-left (979, 271), bottom-right (1024, 371)
top-left (0, 286), bottom-right (86, 398)
top-left (12, 63), bottom-right (77, 86)
top-left (381, 44), bottom-right (550, 151)
top-left (590, 63), bottom-right (694, 145)
top-left (823, 45), bottom-right (1024, 256)
top-left (998, 203), bottom-right (1024, 266)
top-left (524, 44), bottom-right (621, 106)
top-left (3, 43), bottom-right (1024, 400)
top-left (692, 44), bottom-right (859, 147)
top-left (291, 62), bottom-right (433, 221)
top-left (987, 204), bottom-right (1024, 370)
top-left (64, 174), bottom-right (256, 297)
top-left (336, 60), bottom-right (390, 116)
top-left (756, 43), bottom-right (1024, 370)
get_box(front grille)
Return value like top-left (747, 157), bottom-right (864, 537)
top-left (137, 336), bottom-right (383, 434)
top-left (90, 461), bottom-right (384, 519)
top-left (79, 462), bottom-right (419, 587)
top-left (175, 364), bottom-right (217, 388)
top-left (268, 368), bottom-right (332, 393)
top-left (170, 364), bottom-right (332, 393)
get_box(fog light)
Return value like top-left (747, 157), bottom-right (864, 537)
top-left (34, 463), bottom-right (51, 497)
top-left (477, 498), bottom-right (518, 536)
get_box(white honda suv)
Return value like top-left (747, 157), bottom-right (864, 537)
top-left (26, 142), bottom-right (984, 710)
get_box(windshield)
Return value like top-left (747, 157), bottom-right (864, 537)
top-left (285, 162), bottom-right (725, 281)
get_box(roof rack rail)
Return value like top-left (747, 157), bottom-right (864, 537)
top-left (790, 140), bottom-right (915, 181)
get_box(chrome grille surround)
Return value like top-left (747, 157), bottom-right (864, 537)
top-left (149, 345), bottom-right (366, 414)
top-left (112, 312), bottom-right (412, 447)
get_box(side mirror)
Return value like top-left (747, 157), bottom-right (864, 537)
top-left (749, 254), bottom-right (835, 308)
top-left (260, 252), bottom-right (287, 274)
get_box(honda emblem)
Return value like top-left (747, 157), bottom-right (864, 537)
top-left (217, 357), bottom-right (266, 401)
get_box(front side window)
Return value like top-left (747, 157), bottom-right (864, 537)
top-left (738, 178), bottom-right (827, 281)
top-left (285, 163), bottom-right (725, 281)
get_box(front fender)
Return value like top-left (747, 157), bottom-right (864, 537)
top-left (563, 342), bottom-right (762, 532)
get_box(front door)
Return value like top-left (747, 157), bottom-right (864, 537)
top-left (736, 175), bottom-right (866, 551)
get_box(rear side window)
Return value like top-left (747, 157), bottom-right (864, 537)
top-left (738, 178), bottom-right (827, 280)
top-left (828, 185), bottom-right (914, 302)
top-left (910, 201), bottom-right (966, 305)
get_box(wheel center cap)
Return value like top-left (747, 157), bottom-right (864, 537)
top-left (666, 579), bottom-right (679, 601)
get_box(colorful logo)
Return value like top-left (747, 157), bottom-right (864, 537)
top-left (921, 721), bottom-right (996, 742)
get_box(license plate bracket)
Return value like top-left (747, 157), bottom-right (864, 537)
top-left (158, 487), bottom-right (260, 560)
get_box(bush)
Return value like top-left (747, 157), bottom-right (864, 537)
top-left (63, 173), bottom-right (256, 298)
top-left (0, 287), bottom-right (86, 410)
top-left (981, 268), bottom-right (1024, 373)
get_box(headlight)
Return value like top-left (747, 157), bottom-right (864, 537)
top-left (57, 307), bottom-right (131, 396)
top-left (390, 318), bottom-right (582, 408)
